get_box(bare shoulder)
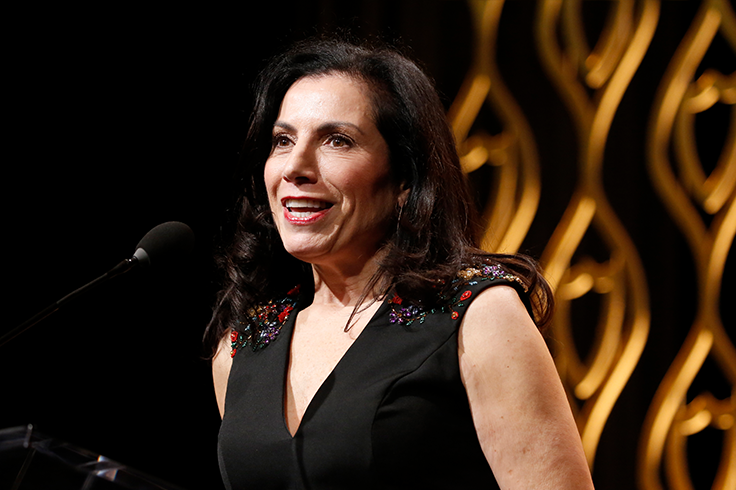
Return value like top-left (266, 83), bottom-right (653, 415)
top-left (458, 285), bottom-right (553, 410)
top-left (460, 284), bottom-right (537, 342)
top-left (458, 285), bottom-right (548, 369)
top-left (458, 285), bottom-right (595, 489)
top-left (212, 333), bottom-right (233, 419)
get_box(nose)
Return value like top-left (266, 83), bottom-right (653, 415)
top-left (282, 140), bottom-right (318, 185)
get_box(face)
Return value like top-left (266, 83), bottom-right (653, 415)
top-left (264, 74), bottom-right (405, 271)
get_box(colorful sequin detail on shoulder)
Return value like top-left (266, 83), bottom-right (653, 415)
top-left (230, 285), bottom-right (301, 357)
top-left (388, 263), bottom-right (526, 326)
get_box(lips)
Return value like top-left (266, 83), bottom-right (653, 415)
top-left (282, 198), bottom-right (333, 221)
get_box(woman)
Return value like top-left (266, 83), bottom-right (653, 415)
top-left (206, 38), bottom-right (594, 489)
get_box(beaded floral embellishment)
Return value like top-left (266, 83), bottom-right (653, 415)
top-left (388, 263), bottom-right (527, 326)
top-left (230, 285), bottom-right (301, 357)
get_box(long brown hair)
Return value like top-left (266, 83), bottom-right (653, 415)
top-left (204, 37), bottom-right (553, 357)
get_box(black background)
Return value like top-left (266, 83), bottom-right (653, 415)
top-left (3, 3), bottom-right (475, 488)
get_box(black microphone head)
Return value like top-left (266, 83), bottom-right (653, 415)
top-left (133, 221), bottom-right (195, 267)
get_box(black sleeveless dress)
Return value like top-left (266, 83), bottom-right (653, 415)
top-left (218, 265), bottom-right (528, 490)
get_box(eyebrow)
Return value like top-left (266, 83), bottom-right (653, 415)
top-left (272, 120), bottom-right (365, 135)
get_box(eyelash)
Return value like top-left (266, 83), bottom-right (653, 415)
top-left (270, 133), bottom-right (354, 149)
top-left (325, 134), bottom-right (353, 148)
top-left (272, 133), bottom-right (293, 148)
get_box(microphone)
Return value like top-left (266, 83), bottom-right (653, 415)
top-left (1, 221), bottom-right (195, 347)
top-left (132, 221), bottom-right (196, 269)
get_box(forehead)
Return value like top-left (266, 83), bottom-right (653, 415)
top-left (277, 74), bottom-right (375, 122)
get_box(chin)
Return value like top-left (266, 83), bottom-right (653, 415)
top-left (281, 241), bottom-right (330, 263)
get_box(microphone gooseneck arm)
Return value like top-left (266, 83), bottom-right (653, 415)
top-left (2, 220), bottom-right (195, 348)
top-left (0, 256), bottom-right (142, 348)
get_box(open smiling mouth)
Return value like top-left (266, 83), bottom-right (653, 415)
top-left (283, 198), bottom-right (333, 219)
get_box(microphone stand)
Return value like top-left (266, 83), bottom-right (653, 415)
top-left (1, 256), bottom-right (141, 348)
top-left (3, 221), bottom-right (192, 348)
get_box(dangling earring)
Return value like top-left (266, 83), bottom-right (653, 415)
top-left (395, 204), bottom-right (404, 237)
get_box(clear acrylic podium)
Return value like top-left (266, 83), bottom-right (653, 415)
top-left (0, 425), bottom-right (185, 489)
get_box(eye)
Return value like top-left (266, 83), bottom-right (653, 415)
top-left (326, 134), bottom-right (353, 148)
top-left (271, 133), bottom-right (293, 149)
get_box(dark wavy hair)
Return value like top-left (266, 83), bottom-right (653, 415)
top-left (204, 38), bottom-right (553, 356)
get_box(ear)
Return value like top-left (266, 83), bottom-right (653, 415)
top-left (397, 183), bottom-right (410, 208)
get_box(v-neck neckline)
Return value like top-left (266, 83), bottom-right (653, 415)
top-left (281, 295), bottom-right (391, 438)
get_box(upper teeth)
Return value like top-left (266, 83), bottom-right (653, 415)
top-left (284, 199), bottom-right (329, 210)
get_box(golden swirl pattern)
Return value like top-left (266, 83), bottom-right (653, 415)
top-left (534, 0), bottom-right (659, 467)
top-left (447, 0), bottom-right (541, 254)
top-left (451, 1), bottom-right (734, 485)
top-left (641, 0), bottom-right (736, 488)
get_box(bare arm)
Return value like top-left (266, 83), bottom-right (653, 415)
top-left (212, 333), bottom-right (233, 419)
top-left (458, 285), bottom-right (594, 489)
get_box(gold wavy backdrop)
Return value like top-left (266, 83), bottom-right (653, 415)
top-left (449, 1), bottom-right (735, 489)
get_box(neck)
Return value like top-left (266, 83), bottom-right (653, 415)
top-left (310, 256), bottom-right (383, 308)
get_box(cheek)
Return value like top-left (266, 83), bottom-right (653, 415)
top-left (353, 178), bottom-right (400, 221)
top-left (263, 162), bottom-right (280, 201)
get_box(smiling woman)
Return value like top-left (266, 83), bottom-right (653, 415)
top-left (204, 37), bottom-right (594, 490)
top-left (265, 75), bottom-right (404, 271)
